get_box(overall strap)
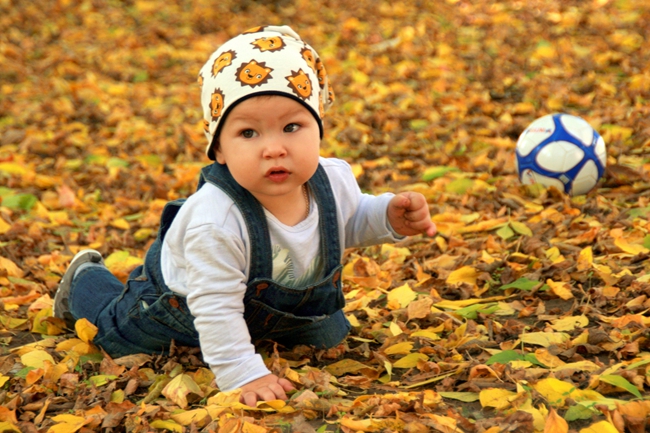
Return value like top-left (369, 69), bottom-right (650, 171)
top-left (307, 165), bottom-right (341, 273)
top-left (199, 163), bottom-right (273, 279)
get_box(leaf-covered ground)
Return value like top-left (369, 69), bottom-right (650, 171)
top-left (1, 0), bottom-right (650, 432)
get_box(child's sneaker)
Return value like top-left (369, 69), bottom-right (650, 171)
top-left (53, 249), bottom-right (104, 328)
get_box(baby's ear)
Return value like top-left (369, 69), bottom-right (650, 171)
top-left (214, 142), bottom-right (226, 164)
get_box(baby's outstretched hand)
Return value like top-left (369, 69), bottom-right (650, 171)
top-left (239, 374), bottom-right (295, 407)
top-left (387, 192), bottom-right (437, 237)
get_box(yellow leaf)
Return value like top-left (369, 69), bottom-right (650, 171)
top-left (48, 414), bottom-right (86, 433)
top-left (75, 318), bottom-right (98, 343)
top-left (350, 163), bottom-right (364, 179)
top-left (533, 378), bottom-right (575, 407)
top-left (545, 247), bottom-right (565, 264)
top-left (170, 408), bottom-right (210, 426)
top-left (242, 421), bottom-right (269, 433)
top-left (551, 361), bottom-right (601, 373)
top-left (0, 256), bottom-right (24, 277)
top-left (0, 162), bottom-right (30, 175)
top-left (579, 421), bottom-right (620, 433)
top-left (149, 420), bottom-right (183, 433)
top-left (20, 350), bottom-right (55, 369)
top-left (411, 329), bottom-right (441, 341)
top-left (393, 353), bottom-right (428, 368)
top-left (614, 237), bottom-right (649, 255)
top-left (546, 279), bottom-right (574, 300)
top-left (104, 251), bottom-right (144, 282)
top-left (384, 342), bottom-right (414, 355)
top-left (0, 217), bottom-right (11, 234)
top-left (133, 228), bottom-right (154, 241)
top-left (479, 388), bottom-right (517, 410)
top-left (534, 349), bottom-right (565, 368)
top-left (346, 314), bottom-right (360, 327)
top-left (533, 45), bottom-right (557, 59)
top-left (389, 321), bottom-right (403, 336)
top-left (509, 360), bottom-right (533, 369)
top-left (434, 296), bottom-right (509, 310)
top-left (256, 399), bottom-right (293, 412)
top-left (549, 316), bottom-right (589, 332)
top-left (576, 247), bottom-right (593, 271)
top-left (0, 421), bottom-right (20, 433)
top-left (324, 359), bottom-right (375, 376)
top-left (446, 266), bottom-right (478, 287)
top-left (387, 283), bottom-right (416, 309)
top-left (456, 217), bottom-right (508, 233)
top-left (110, 218), bottom-right (130, 230)
top-left (544, 408), bottom-right (568, 433)
top-left (520, 332), bottom-right (570, 348)
top-left (517, 399), bottom-right (547, 431)
top-left (340, 417), bottom-right (380, 432)
top-left (162, 373), bottom-right (204, 409)
top-left (381, 244), bottom-right (411, 264)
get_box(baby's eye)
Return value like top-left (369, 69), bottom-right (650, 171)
top-left (241, 129), bottom-right (257, 138)
top-left (284, 123), bottom-right (300, 133)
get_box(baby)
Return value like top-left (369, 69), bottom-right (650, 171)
top-left (54, 25), bottom-right (436, 405)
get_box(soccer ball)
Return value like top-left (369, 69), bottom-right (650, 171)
top-left (515, 113), bottom-right (607, 196)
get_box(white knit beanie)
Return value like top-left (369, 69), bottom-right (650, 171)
top-left (197, 25), bottom-right (335, 160)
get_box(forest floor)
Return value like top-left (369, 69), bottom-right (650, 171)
top-left (1, 0), bottom-right (650, 432)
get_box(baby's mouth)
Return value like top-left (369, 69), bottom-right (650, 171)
top-left (266, 167), bottom-right (291, 182)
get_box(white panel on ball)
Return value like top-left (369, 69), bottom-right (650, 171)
top-left (536, 140), bottom-right (584, 172)
top-left (571, 160), bottom-right (599, 196)
top-left (559, 114), bottom-right (594, 146)
top-left (517, 115), bottom-right (555, 157)
top-left (595, 137), bottom-right (607, 167)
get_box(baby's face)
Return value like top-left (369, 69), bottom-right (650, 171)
top-left (216, 95), bottom-right (320, 210)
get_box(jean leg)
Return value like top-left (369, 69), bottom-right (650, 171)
top-left (68, 265), bottom-right (126, 324)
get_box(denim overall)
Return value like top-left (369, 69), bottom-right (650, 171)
top-left (73, 163), bottom-right (350, 358)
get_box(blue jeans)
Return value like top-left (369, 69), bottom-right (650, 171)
top-left (69, 240), bottom-right (199, 357)
top-left (68, 162), bottom-right (350, 358)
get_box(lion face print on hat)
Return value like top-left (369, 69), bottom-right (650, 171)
top-left (198, 25), bottom-right (335, 160)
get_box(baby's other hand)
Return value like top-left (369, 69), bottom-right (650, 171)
top-left (239, 374), bottom-right (295, 407)
top-left (387, 192), bottom-right (437, 237)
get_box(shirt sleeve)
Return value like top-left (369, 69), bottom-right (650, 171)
top-left (182, 224), bottom-right (270, 391)
top-left (322, 158), bottom-right (406, 248)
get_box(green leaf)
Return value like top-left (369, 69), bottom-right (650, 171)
top-left (496, 224), bottom-right (515, 240)
top-left (409, 119), bottom-right (429, 131)
top-left (88, 374), bottom-right (118, 387)
top-left (421, 166), bottom-right (459, 181)
top-left (15, 367), bottom-right (36, 379)
top-left (500, 278), bottom-right (541, 292)
top-left (643, 234), bottom-right (650, 249)
top-left (80, 353), bottom-right (104, 364)
top-left (455, 303), bottom-right (499, 319)
top-left (106, 157), bottom-right (129, 168)
top-left (628, 206), bottom-right (650, 218)
top-left (3, 193), bottom-right (37, 210)
top-left (625, 358), bottom-right (650, 370)
top-left (439, 392), bottom-right (480, 402)
top-left (446, 178), bottom-right (474, 194)
top-left (599, 374), bottom-right (643, 398)
top-left (564, 404), bottom-right (597, 421)
top-left (486, 350), bottom-right (524, 365)
top-left (523, 354), bottom-right (547, 367)
top-left (510, 221), bottom-right (533, 237)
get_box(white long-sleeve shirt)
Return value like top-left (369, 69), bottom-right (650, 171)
top-left (160, 157), bottom-right (403, 390)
